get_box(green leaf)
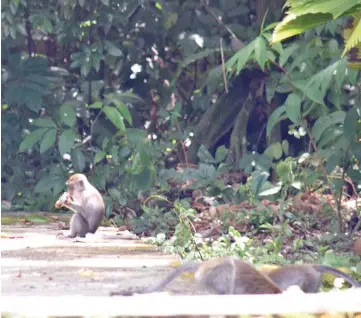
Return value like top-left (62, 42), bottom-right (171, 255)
top-left (114, 92), bottom-right (146, 105)
top-left (108, 187), bottom-right (127, 205)
top-left (119, 146), bottom-right (131, 158)
top-left (71, 148), bottom-right (85, 172)
top-left (58, 129), bottom-right (76, 156)
top-left (105, 40), bottom-right (122, 57)
top-left (59, 104), bottom-right (77, 127)
top-left (126, 128), bottom-right (147, 149)
top-left (130, 167), bottom-right (156, 191)
top-left (258, 184), bottom-right (282, 196)
top-left (19, 128), bottom-right (48, 152)
top-left (95, 151), bottom-right (106, 164)
top-left (197, 145), bottom-right (215, 164)
top-left (103, 106), bottom-right (126, 132)
top-left (293, 80), bottom-right (326, 106)
top-left (225, 41), bottom-right (255, 75)
top-left (284, 92), bottom-right (302, 123)
top-left (88, 101), bottom-right (103, 109)
top-left (265, 73), bottom-right (281, 103)
top-left (81, 60), bottom-right (92, 77)
top-left (53, 176), bottom-right (67, 197)
top-left (215, 145), bottom-right (228, 163)
top-left (282, 140), bottom-right (289, 155)
top-left (33, 117), bottom-right (57, 128)
top-left (343, 107), bottom-right (359, 143)
top-left (279, 44), bottom-right (298, 66)
top-left (106, 95), bottom-right (132, 125)
top-left (138, 149), bottom-right (153, 167)
top-left (34, 176), bottom-right (53, 193)
top-left (40, 129), bottom-right (57, 153)
top-left (26, 216), bottom-right (47, 223)
top-left (312, 111), bottom-right (346, 143)
top-left (306, 60), bottom-right (337, 92)
top-left (273, 142), bottom-right (283, 160)
top-left (254, 36), bottom-right (267, 70)
top-left (266, 106), bottom-right (286, 137)
top-left (272, 13), bottom-right (333, 44)
top-left (164, 13), bottom-right (178, 30)
top-left (251, 171), bottom-right (269, 196)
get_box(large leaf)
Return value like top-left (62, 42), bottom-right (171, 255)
top-left (254, 36), bottom-right (267, 70)
top-left (40, 129), bottom-right (57, 153)
top-left (88, 101), bottom-right (103, 109)
top-left (215, 145), bottom-right (228, 163)
top-left (305, 60), bottom-right (344, 94)
top-left (312, 111), bottom-right (346, 142)
top-left (105, 40), bottom-right (123, 57)
top-left (34, 175), bottom-right (54, 193)
top-left (284, 92), bottom-right (302, 123)
top-left (58, 129), bottom-right (76, 156)
top-left (59, 104), bottom-right (77, 127)
top-left (266, 106), bottom-right (286, 137)
top-left (343, 107), bottom-right (359, 143)
top-left (279, 44), bottom-right (299, 66)
top-left (272, 13), bottom-right (333, 43)
top-left (108, 187), bottom-right (128, 205)
top-left (105, 94), bottom-right (133, 125)
top-left (197, 145), bottom-right (215, 164)
top-left (293, 80), bottom-right (326, 106)
top-left (103, 106), bottom-right (126, 132)
top-left (114, 92), bottom-right (146, 105)
top-left (342, 13), bottom-right (361, 68)
top-left (126, 128), bottom-right (148, 150)
top-left (272, 0), bottom-right (361, 43)
top-left (130, 167), bottom-right (156, 191)
top-left (71, 148), bottom-right (86, 172)
top-left (19, 128), bottom-right (48, 152)
top-left (94, 150), bottom-right (106, 164)
top-left (33, 117), bottom-right (57, 128)
top-left (251, 171), bottom-right (270, 196)
top-left (225, 40), bottom-right (255, 76)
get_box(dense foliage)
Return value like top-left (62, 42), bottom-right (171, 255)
top-left (1, 0), bottom-right (361, 268)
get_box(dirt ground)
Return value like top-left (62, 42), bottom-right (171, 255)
top-left (1, 224), bottom-right (205, 297)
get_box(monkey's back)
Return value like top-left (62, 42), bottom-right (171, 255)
top-left (266, 265), bottom-right (321, 293)
top-left (82, 185), bottom-right (105, 233)
top-left (234, 260), bottom-right (282, 294)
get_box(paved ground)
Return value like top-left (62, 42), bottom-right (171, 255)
top-left (1, 224), bottom-right (204, 297)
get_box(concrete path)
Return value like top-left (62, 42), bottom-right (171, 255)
top-left (1, 225), bottom-right (201, 297)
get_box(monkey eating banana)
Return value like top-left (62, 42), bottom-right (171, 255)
top-left (55, 173), bottom-right (105, 238)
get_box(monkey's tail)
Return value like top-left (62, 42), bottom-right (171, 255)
top-left (141, 260), bottom-right (201, 294)
top-left (314, 265), bottom-right (361, 287)
top-left (109, 261), bottom-right (201, 296)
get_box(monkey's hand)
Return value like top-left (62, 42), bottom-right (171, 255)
top-left (54, 192), bottom-right (72, 209)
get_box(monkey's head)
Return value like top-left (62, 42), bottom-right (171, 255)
top-left (66, 173), bottom-right (89, 193)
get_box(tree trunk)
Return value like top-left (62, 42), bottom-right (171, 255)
top-left (187, 73), bottom-right (251, 163)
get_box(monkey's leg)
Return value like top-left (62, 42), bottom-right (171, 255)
top-left (56, 213), bottom-right (89, 239)
top-left (87, 214), bottom-right (103, 233)
top-left (66, 202), bottom-right (102, 234)
top-left (69, 213), bottom-right (89, 237)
